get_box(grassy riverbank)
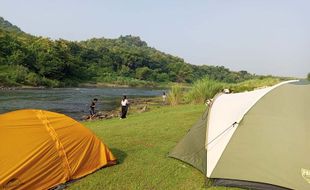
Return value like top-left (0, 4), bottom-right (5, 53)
top-left (67, 104), bottom-right (242, 190)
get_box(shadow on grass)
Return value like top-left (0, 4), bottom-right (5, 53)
top-left (110, 148), bottom-right (127, 164)
top-left (51, 148), bottom-right (127, 190)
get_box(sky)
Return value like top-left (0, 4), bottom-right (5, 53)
top-left (0, 0), bottom-right (309, 77)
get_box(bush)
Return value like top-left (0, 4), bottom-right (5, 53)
top-left (119, 65), bottom-right (131, 77)
top-left (184, 77), bottom-right (281, 105)
top-left (229, 77), bottom-right (280, 93)
top-left (155, 73), bottom-right (169, 82)
top-left (167, 85), bottom-right (183, 106)
top-left (0, 65), bottom-right (28, 86)
top-left (135, 67), bottom-right (153, 80)
top-left (307, 73), bottom-right (310, 81)
top-left (185, 78), bottom-right (224, 104)
top-left (12, 65), bottom-right (28, 83)
top-left (25, 72), bottom-right (40, 86)
top-left (0, 73), bottom-right (18, 86)
top-left (41, 77), bottom-right (60, 87)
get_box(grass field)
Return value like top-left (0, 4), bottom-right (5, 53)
top-left (67, 105), bottom-right (242, 190)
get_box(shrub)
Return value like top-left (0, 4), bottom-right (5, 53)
top-left (41, 77), bottom-right (60, 87)
top-left (184, 77), bottom-right (281, 105)
top-left (167, 85), bottom-right (183, 106)
top-left (0, 73), bottom-right (18, 86)
top-left (12, 65), bottom-right (28, 83)
top-left (135, 67), bottom-right (153, 80)
top-left (230, 77), bottom-right (280, 93)
top-left (185, 78), bottom-right (224, 104)
top-left (25, 73), bottom-right (40, 86)
top-left (0, 65), bottom-right (29, 85)
top-left (307, 73), bottom-right (310, 81)
top-left (119, 65), bottom-right (131, 77)
top-left (155, 73), bottom-right (169, 82)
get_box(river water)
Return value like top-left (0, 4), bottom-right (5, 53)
top-left (0, 87), bottom-right (165, 120)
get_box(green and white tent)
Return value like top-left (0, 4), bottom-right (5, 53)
top-left (169, 80), bottom-right (310, 190)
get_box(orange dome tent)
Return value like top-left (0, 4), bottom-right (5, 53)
top-left (0, 109), bottom-right (116, 190)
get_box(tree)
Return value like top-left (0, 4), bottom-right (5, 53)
top-left (307, 73), bottom-right (310, 81)
top-left (135, 67), bottom-right (152, 80)
top-left (119, 65), bottom-right (131, 77)
top-left (155, 73), bottom-right (169, 82)
top-left (0, 17), bottom-right (262, 87)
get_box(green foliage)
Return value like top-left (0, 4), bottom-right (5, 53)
top-left (154, 73), bottom-right (169, 82)
top-left (229, 77), bottom-right (280, 92)
top-left (0, 17), bottom-right (277, 87)
top-left (0, 65), bottom-right (25, 86)
top-left (192, 65), bottom-right (253, 83)
top-left (185, 78), bottom-right (224, 104)
top-left (307, 73), bottom-right (310, 81)
top-left (0, 16), bottom-right (23, 33)
top-left (135, 67), bottom-right (153, 80)
top-left (119, 65), bottom-right (131, 77)
top-left (117, 35), bottom-right (147, 47)
top-left (0, 64), bottom-right (60, 87)
top-left (12, 65), bottom-right (28, 83)
top-left (184, 77), bottom-right (281, 104)
top-left (167, 85), bottom-right (183, 106)
top-left (25, 72), bottom-right (40, 86)
top-left (94, 71), bottom-right (155, 87)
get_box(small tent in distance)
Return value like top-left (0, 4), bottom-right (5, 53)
top-left (170, 80), bottom-right (310, 190)
top-left (0, 109), bottom-right (116, 190)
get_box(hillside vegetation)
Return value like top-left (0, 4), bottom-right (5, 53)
top-left (164, 77), bottom-right (282, 105)
top-left (0, 16), bottom-right (264, 87)
top-left (0, 17), bottom-right (23, 33)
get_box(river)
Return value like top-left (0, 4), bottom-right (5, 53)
top-left (0, 87), bottom-right (165, 120)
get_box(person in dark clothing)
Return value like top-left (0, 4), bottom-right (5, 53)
top-left (89, 98), bottom-right (98, 117)
top-left (120, 96), bottom-right (129, 119)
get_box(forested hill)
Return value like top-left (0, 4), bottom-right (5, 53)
top-left (0, 17), bottom-right (23, 33)
top-left (0, 17), bottom-right (256, 87)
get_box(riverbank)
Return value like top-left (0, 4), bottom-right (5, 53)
top-left (81, 97), bottom-right (164, 120)
top-left (0, 85), bottom-right (47, 90)
top-left (67, 104), bottom-right (242, 190)
top-left (79, 82), bottom-right (160, 88)
top-left (0, 87), bottom-right (166, 120)
top-left (0, 81), bottom-right (188, 90)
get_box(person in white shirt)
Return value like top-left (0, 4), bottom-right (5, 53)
top-left (120, 95), bottom-right (129, 119)
top-left (162, 92), bottom-right (167, 105)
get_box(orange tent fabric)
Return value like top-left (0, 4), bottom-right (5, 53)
top-left (0, 109), bottom-right (116, 190)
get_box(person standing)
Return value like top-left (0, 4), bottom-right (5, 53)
top-left (89, 98), bottom-right (98, 117)
top-left (120, 95), bottom-right (129, 119)
top-left (162, 92), bottom-right (167, 105)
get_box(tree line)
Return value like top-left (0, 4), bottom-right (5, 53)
top-left (0, 17), bottom-right (262, 87)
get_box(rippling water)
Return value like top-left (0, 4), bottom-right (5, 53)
top-left (0, 87), bottom-right (165, 120)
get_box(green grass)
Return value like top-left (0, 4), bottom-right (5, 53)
top-left (66, 105), bottom-right (243, 190)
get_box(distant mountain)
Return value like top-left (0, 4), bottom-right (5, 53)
top-left (0, 17), bottom-right (23, 33)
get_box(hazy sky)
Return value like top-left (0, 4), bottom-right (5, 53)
top-left (0, 0), bottom-right (309, 77)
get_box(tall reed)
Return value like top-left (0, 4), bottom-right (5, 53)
top-left (185, 77), bottom-right (281, 104)
top-left (167, 85), bottom-right (183, 106)
top-left (229, 77), bottom-right (280, 92)
top-left (185, 78), bottom-right (224, 104)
